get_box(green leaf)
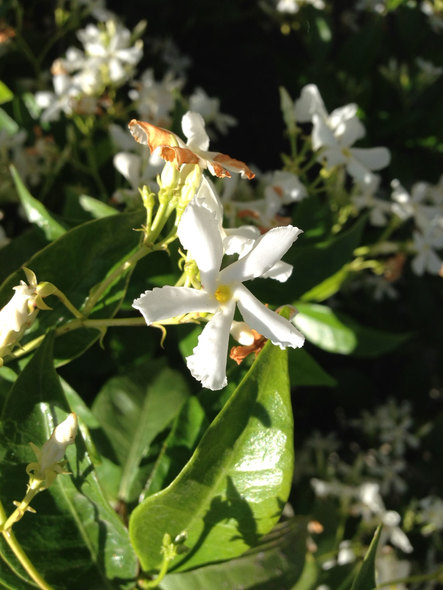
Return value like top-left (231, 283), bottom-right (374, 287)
top-left (0, 81), bottom-right (13, 105)
top-left (350, 525), bottom-right (382, 590)
top-left (10, 165), bottom-right (66, 240)
top-left (92, 362), bottom-right (190, 503)
top-left (300, 267), bottom-right (350, 302)
top-left (79, 195), bottom-right (119, 219)
top-left (142, 396), bottom-right (209, 498)
top-left (293, 303), bottom-right (410, 357)
top-left (0, 209), bottom-right (144, 364)
top-left (0, 228), bottom-right (48, 285)
top-left (0, 334), bottom-right (138, 589)
top-left (288, 348), bottom-right (336, 387)
top-left (0, 107), bottom-right (18, 134)
top-left (129, 341), bottom-right (294, 573)
top-left (160, 518), bottom-right (308, 590)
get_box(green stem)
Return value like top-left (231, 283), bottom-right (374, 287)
top-left (0, 501), bottom-right (54, 590)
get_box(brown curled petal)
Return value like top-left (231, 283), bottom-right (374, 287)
top-left (128, 119), bottom-right (177, 152)
top-left (159, 146), bottom-right (201, 168)
top-left (213, 153), bottom-right (255, 180)
top-left (207, 161), bottom-right (232, 179)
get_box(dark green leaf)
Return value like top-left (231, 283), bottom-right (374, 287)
top-left (141, 396), bottom-right (209, 499)
top-left (0, 228), bottom-right (48, 285)
top-left (129, 341), bottom-right (294, 573)
top-left (288, 348), bottom-right (336, 387)
top-left (10, 165), bottom-right (66, 240)
top-left (92, 362), bottom-right (189, 503)
top-left (350, 525), bottom-right (382, 590)
top-left (0, 334), bottom-right (138, 589)
top-left (0, 209), bottom-right (144, 365)
top-left (293, 303), bottom-right (410, 357)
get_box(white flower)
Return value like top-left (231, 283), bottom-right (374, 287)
top-left (411, 229), bottom-right (443, 276)
top-left (133, 198), bottom-right (304, 390)
top-left (417, 496), bottom-right (443, 535)
top-left (294, 84), bottom-right (390, 186)
top-left (376, 547), bottom-right (411, 590)
top-left (391, 179), bottom-right (439, 230)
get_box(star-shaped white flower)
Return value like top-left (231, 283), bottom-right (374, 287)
top-left (294, 84), bottom-right (390, 186)
top-left (133, 198), bottom-right (305, 390)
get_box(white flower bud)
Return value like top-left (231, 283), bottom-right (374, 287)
top-left (39, 413), bottom-right (78, 473)
top-left (0, 281), bottom-right (38, 365)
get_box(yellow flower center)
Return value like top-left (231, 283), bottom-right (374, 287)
top-left (215, 284), bottom-right (232, 304)
top-left (341, 147), bottom-right (352, 158)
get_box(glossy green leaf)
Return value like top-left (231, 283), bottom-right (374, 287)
top-left (350, 525), bottom-right (382, 590)
top-left (291, 553), bottom-right (320, 590)
top-left (129, 341), bottom-right (294, 573)
top-left (92, 362), bottom-right (190, 503)
top-left (293, 303), bottom-right (410, 357)
top-left (142, 396), bottom-right (209, 499)
top-left (288, 348), bottom-right (336, 387)
top-left (0, 209), bottom-right (144, 365)
top-left (160, 518), bottom-right (308, 590)
top-left (10, 164), bottom-right (66, 240)
top-left (0, 334), bottom-right (138, 589)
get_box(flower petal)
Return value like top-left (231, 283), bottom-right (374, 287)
top-left (133, 286), bottom-right (217, 324)
top-left (186, 301), bottom-right (235, 390)
top-left (236, 286), bottom-right (305, 349)
top-left (178, 199), bottom-right (224, 293)
top-left (261, 260), bottom-right (293, 282)
top-left (128, 119), bottom-right (178, 151)
top-left (351, 147), bottom-right (391, 171)
top-left (182, 111), bottom-right (210, 151)
top-left (220, 225), bottom-right (302, 284)
top-left (294, 84), bottom-right (328, 123)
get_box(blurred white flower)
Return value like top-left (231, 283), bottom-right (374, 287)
top-left (189, 87), bottom-right (237, 135)
top-left (411, 228), bottom-right (443, 276)
top-left (376, 546), bottom-right (411, 590)
top-left (133, 198), bottom-right (304, 389)
top-left (351, 176), bottom-right (392, 226)
top-left (276, 0), bottom-right (326, 13)
top-left (294, 84), bottom-right (390, 187)
top-left (417, 496), bottom-right (443, 535)
top-left (129, 68), bottom-right (184, 126)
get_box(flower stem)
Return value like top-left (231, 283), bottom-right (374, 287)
top-left (0, 501), bottom-right (54, 590)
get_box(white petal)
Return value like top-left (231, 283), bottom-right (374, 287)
top-left (337, 116), bottom-right (366, 147)
top-left (346, 157), bottom-right (378, 186)
top-left (223, 226), bottom-right (260, 256)
top-left (186, 302), bottom-right (235, 390)
top-left (195, 176), bottom-right (224, 223)
top-left (182, 111), bottom-right (210, 151)
top-left (133, 286), bottom-right (217, 324)
top-left (294, 84), bottom-right (328, 122)
top-left (178, 200), bottom-right (224, 293)
top-left (351, 147), bottom-right (391, 171)
top-left (312, 114), bottom-right (337, 151)
top-left (220, 225), bottom-right (302, 284)
top-left (113, 152), bottom-right (140, 188)
top-left (236, 286), bottom-right (305, 349)
top-left (262, 260), bottom-right (293, 282)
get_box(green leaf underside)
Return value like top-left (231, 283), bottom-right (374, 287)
top-left (0, 209), bottom-right (144, 364)
top-left (160, 518), bottom-right (308, 590)
top-left (294, 302), bottom-right (410, 357)
top-left (0, 334), bottom-right (137, 589)
top-left (129, 341), bottom-right (294, 573)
